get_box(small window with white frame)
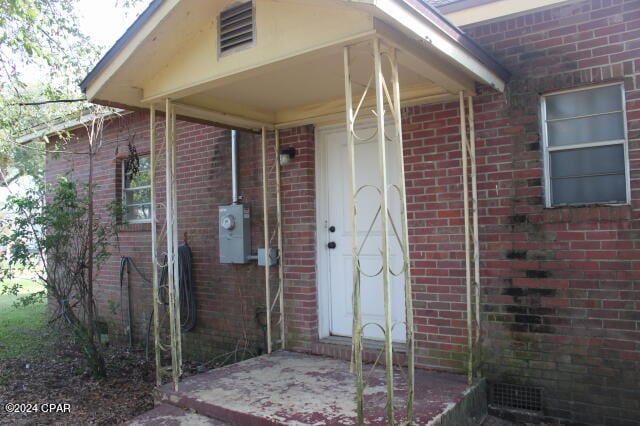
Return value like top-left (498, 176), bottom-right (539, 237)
top-left (541, 83), bottom-right (629, 207)
top-left (122, 155), bottom-right (151, 223)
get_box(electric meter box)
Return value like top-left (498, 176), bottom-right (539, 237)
top-left (219, 204), bottom-right (251, 264)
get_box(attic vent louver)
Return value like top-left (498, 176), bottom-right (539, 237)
top-left (219, 1), bottom-right (254, 55)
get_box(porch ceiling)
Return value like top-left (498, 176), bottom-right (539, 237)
top-left (81, 0), bottom-right (510, 131)
top-left (175, 38), bottom-right (457, 128)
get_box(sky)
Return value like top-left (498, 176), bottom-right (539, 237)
top-left (17, 0), bottom-right (150, 85)
top-left (1, 1), bottom-right (150, 196)
top-left (76, 0), bottom-right (150, 50)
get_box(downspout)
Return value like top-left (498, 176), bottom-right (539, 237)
top-left (231, 130), bottom-right (239, 204)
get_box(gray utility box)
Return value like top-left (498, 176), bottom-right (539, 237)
top-left (219, 204), bottom-right (251, 264)
top-left (258, 248), bottom-right (278, 266)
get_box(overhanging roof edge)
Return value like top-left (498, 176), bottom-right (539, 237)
top-left (407, 0), bottom-right (510, 82)
top-left (352, 0), bottom-right (509, 90)
top-left (17, 108), bottom-right (130, 144)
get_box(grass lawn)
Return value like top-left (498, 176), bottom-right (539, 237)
top-left (0, 278), bottom-right (47, 359)
top-left (0, 277), bottom-right (156, 424)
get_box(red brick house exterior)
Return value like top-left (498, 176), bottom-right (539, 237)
top-left (45, 0), bottom-right (639, 424)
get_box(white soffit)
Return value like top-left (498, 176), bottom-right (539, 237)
top-left (441, 0), bottom-right (574, 26)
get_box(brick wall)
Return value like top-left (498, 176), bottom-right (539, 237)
top-left (462, 0), bottom-right (640, 423)
top-left (46, 112), bottom-right (282, 361)
top-left (402, 102), bottom-right (471, 371)
top-left (279, 126), bottom-right (318, 351)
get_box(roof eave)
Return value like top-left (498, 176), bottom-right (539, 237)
top-left (17, 109), bottom-right (128, 144)
top-left (406, 0), bottom-right (510, 82)
top-left (365, 0), bottom-right (509, 90)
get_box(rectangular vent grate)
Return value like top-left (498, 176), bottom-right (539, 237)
top-left (219, 1), bottom-right (254, 54)
top-left (490, 383), bottom-right (543, 412)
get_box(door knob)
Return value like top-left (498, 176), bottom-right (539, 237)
top-left (329, 226), bottom-right (336, 233)
top-left (327, 241), bottom-right (337, 249)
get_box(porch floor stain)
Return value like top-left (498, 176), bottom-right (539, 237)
top-left (135, 351), bottom-right (483, 425)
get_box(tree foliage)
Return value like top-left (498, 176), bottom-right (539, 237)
top-left (0, 0), bottom-right (148, 376)
top-left (1, 0), bottom-right (94, 77)
top-left (0, 175), bottom-right (116, 376)
top-left (0, 0), bottom-right (100, 185)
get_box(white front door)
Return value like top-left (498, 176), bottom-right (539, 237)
top-left (317, 124), bottom-right (406, 342)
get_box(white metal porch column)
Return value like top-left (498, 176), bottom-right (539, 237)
top-left (344, 37), bottom-right (415, 426)
top-left (149, 99), bottom-right (183, 391)
top-left (459, 92), bottom-right (481, 384)
top-left (149, 103), bottom-right (287, 391)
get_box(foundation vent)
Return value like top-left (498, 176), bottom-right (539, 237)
top-left (219, 1), bottom-right (254, 55)
top-left (490, 383), bottom-right (543, 412)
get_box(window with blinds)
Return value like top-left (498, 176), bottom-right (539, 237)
top-left (541, 84), bottom-right (629, 206)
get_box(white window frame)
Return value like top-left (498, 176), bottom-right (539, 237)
top-left (540, 82), bottom-right (630, 207)
top-left (122, 156), bottom-right (151, 223)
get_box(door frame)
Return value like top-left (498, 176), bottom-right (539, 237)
top-left (315, 119), bottom-right (393, 340)
top-left (315, 123), bottom-right (341, 339)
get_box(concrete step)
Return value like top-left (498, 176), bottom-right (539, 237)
top-left (123, 403), bottom-right (231, 425)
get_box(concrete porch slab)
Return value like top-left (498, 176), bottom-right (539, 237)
top-left (153, 351), bottom-right (486, 425)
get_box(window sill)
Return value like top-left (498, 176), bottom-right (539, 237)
top-left (542, 203), bottom-right (632, 223)
top-left (545, 201), bottom-right (629, 208)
